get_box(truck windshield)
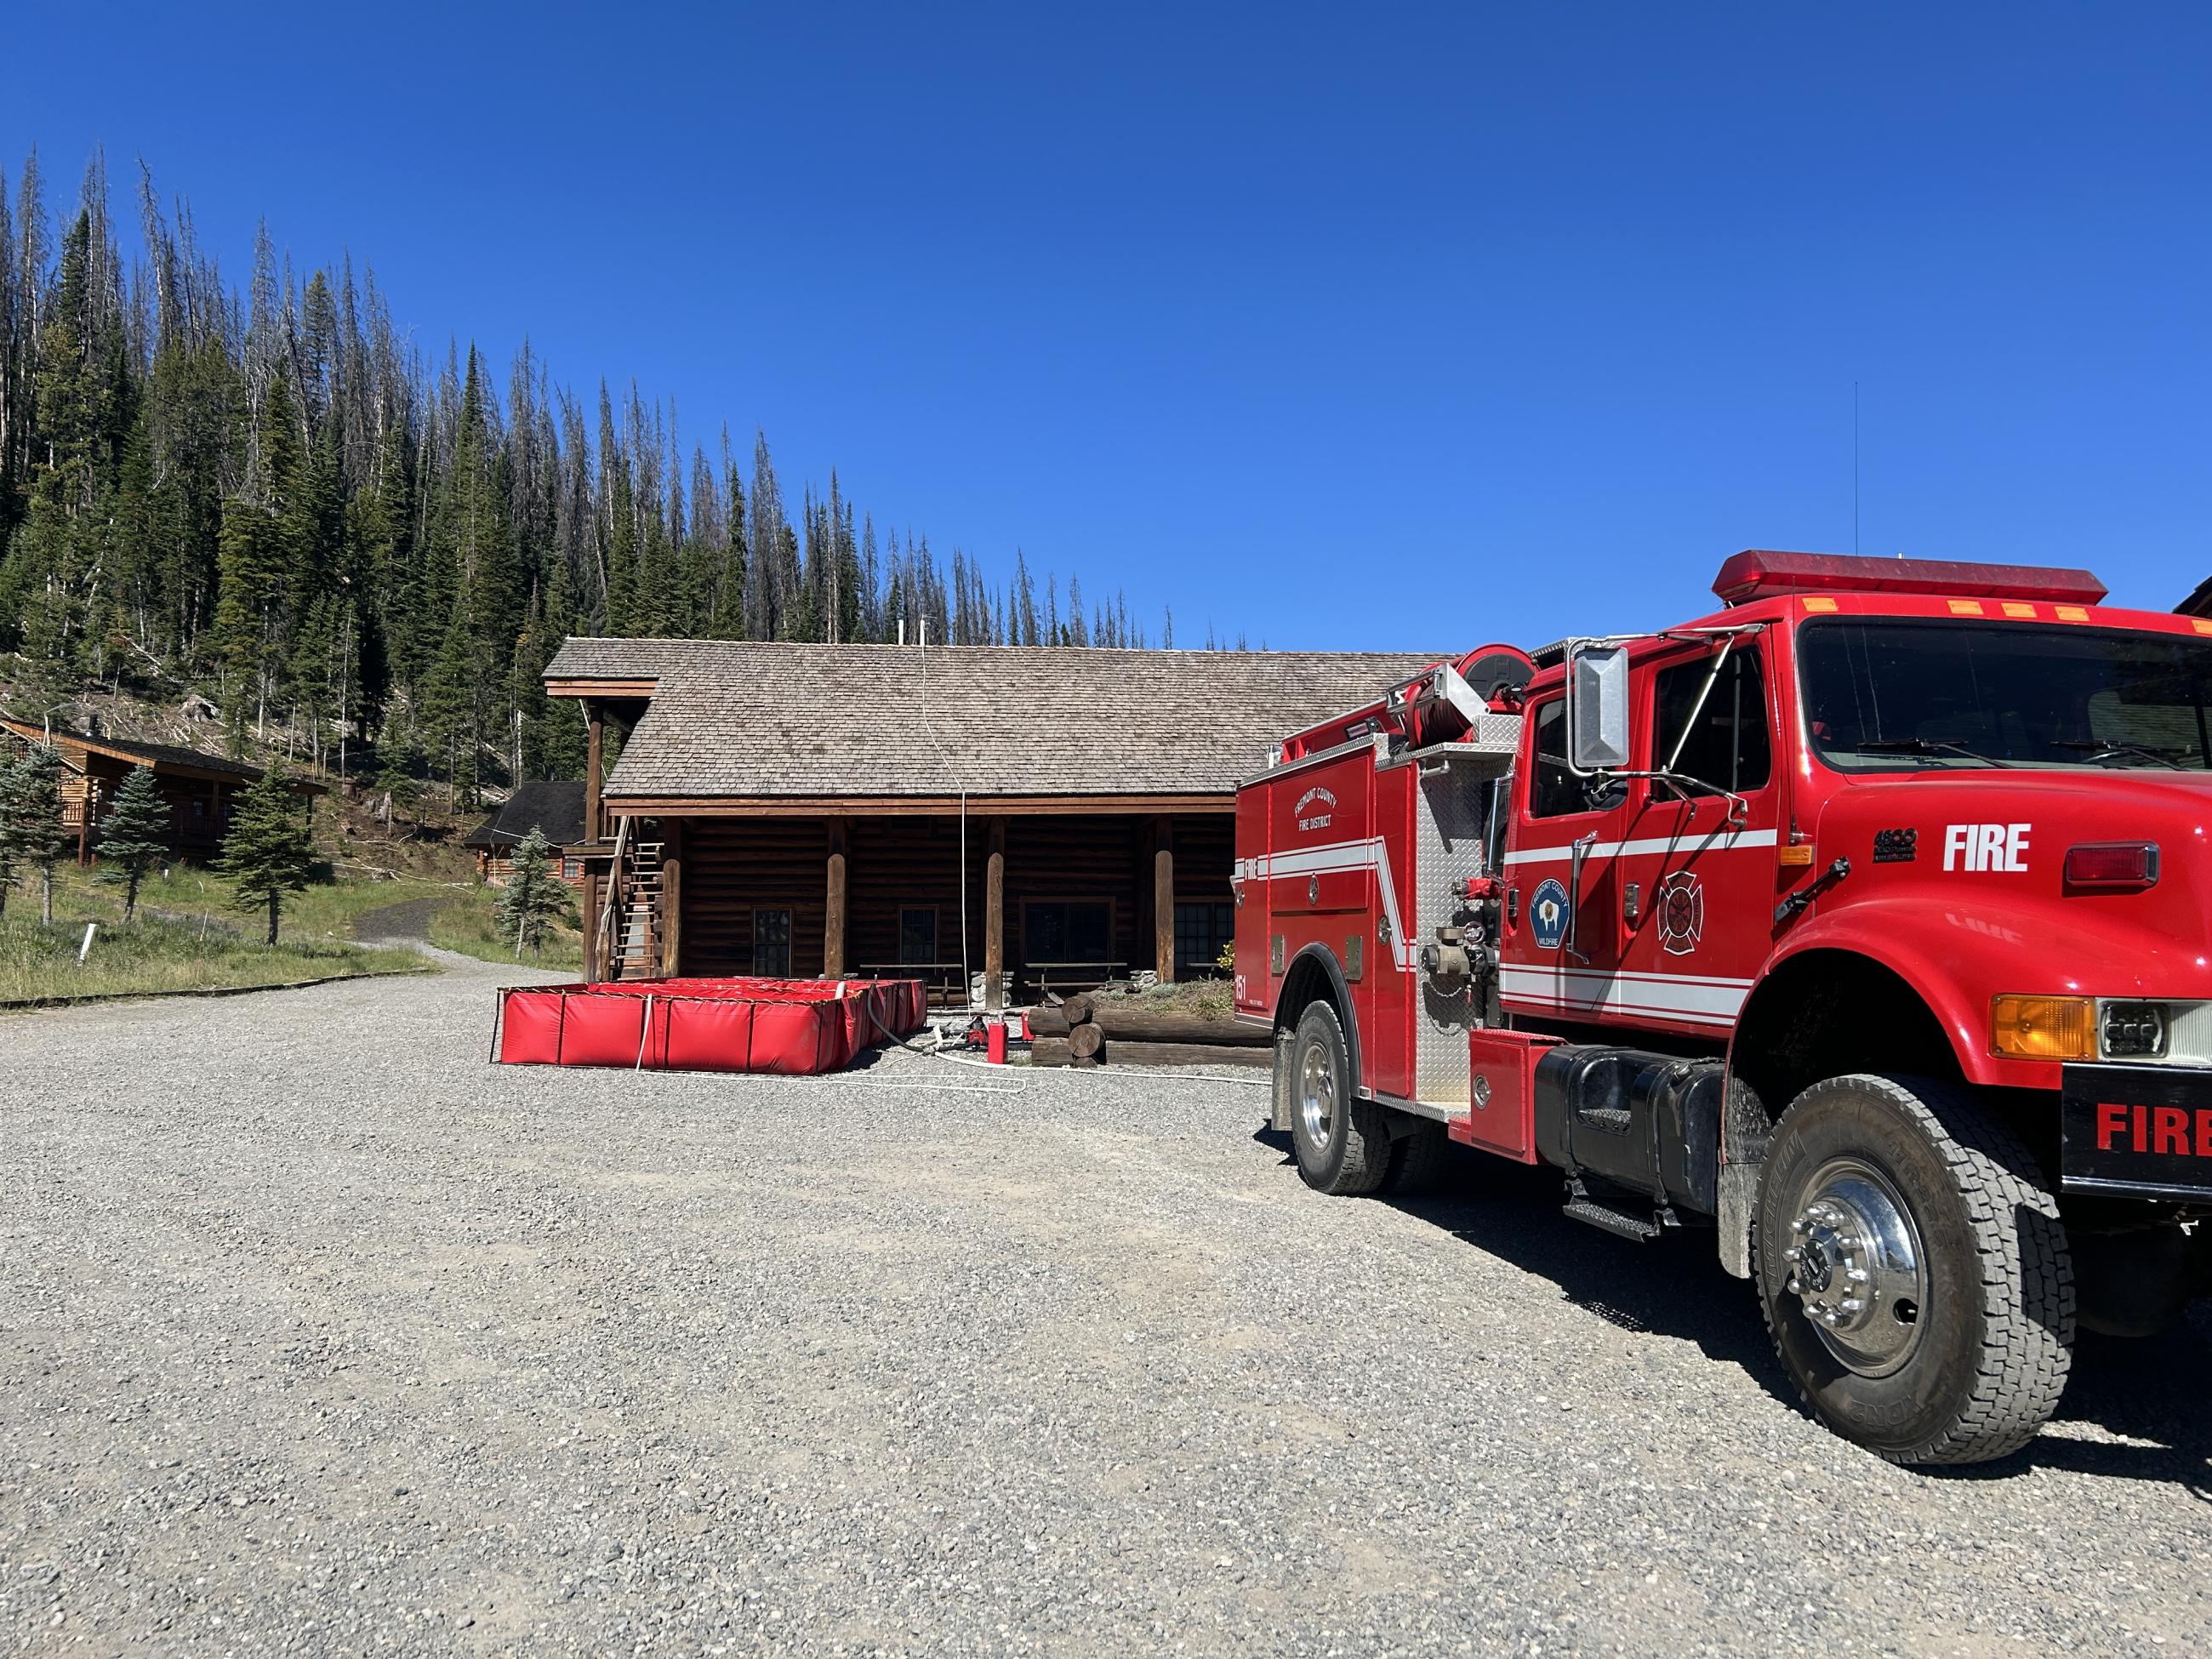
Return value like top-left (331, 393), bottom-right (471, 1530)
top-left (1799, 619), bottom-right (2212, 772)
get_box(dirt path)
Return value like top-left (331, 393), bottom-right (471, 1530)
top-left (351, 892), bottom-right (453, 943)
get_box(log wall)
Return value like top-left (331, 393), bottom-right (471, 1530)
top-left (672, 810), bottom-right (1234, 987)
top-left (679, 818), bottom-right (831, 976)
top-left (847, 816), bottom-right (991, 972)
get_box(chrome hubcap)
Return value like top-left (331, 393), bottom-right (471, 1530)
top-left (1297, 1040), bottom-right (1335, 1149)
top-left (1783, 1158), bottom-right (1927, 1377)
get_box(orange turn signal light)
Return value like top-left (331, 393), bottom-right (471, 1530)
top-left (1777, 844), bottom-right (1815, 867)
top-left (1990, 995), bottom-right (2095, 1061)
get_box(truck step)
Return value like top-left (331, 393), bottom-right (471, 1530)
top-left (1562, 1193), bottom-right (1663, 1242)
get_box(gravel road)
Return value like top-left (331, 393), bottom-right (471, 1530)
top-left (3, 957), bottom-right (2208, 1656)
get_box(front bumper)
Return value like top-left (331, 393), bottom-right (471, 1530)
top-left (2060, 1063), bottom-right (2212, 1203)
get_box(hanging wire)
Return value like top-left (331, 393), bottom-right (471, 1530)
top-left (915, 617), bottom-right (972, 1007)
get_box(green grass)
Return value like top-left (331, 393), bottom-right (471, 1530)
top-left (426, 887), bottom-right (584, 972)
top-left (9, 861), bottom-right (577, 996)
top-left (0, 872), bottom-right (423, 1005)
top-left (108, 864), bottom-right (460, 942)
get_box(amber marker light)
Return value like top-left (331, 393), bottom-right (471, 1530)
top-left (1778, 844), bottom-right (1815, 867)
top-left (1990, 995), bottom-right (2096, 1060)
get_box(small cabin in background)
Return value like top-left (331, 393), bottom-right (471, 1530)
top-left (462, 780), bottom-right (590, 889)
top-left (0, 716), bottom-right (324, 865)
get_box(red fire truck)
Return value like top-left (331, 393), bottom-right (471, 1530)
top-left (1235, 550), bottom-right (2212, 1465)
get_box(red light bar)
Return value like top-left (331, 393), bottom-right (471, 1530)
top-left (1712, 550), bottom-right (2108, 608)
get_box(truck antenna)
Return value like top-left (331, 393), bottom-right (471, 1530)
top-left (1853, 380), bottom-right (1861, 557)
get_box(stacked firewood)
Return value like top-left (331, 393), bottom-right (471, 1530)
top-left (1026, 993), bottom-right (1270, 1069)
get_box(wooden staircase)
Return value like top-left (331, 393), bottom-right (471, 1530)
top-left (614, 838), bottom-right (664, 978)
top-left (596, 818), bottom-right (665, 980)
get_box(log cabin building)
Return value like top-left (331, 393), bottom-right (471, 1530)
top-left (0, 716), bottom-right (323, 866)
top-left (544, 640), bottom-right (1435, 1004)
top-left (462, 780), bottom-right (590, 888)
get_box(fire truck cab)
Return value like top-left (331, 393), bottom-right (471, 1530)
top-left (1234, 550), bottom-right (2212, 1465)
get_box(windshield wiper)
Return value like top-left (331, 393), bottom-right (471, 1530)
top-left (2050, 739), bottom-right (2192, 771)
top-left (1857, 737), bottom-right (2015, 768)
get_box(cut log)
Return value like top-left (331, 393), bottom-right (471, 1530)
top-left (1069, 1022), bottom-right (1104, 1059)
top-left (1099, 1040), bottom-right (1272, 1070)
top-left (1061, 993), bottom-right (1096, 1025)
top-left (1087, 1006), bottom-right (1268, 1046)
top-left (1030, 1036), bottom-right (1072, 1067)
top-left (1027, 1006), bottom-right (1071, 1039)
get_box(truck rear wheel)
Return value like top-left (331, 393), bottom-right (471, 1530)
top-left (1754, 1073), bottom-right (2073, 1466)
top-left (1287, 1001), bottom-right (1391, 1195)
top-left (1385, 1120), bottom-right (1452, 1196)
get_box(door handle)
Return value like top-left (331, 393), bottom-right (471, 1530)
top-left (1565, 832), bottom-right (1599, 965)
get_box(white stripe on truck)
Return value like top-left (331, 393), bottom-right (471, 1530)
top-left (1501, 827), bottom-right (1779, 867)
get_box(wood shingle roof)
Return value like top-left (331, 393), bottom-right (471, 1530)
top-left (461, 780), bottom-right (590, 850)
top-left (544, 639), bottom-right (1442, 801)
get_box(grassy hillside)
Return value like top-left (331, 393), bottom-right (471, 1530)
top-left (0, 867), bottom-right (424, 1005)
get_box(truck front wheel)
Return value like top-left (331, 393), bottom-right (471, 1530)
top-left (1287, 1001), bottom-right (1391, 1195)
top-left (1754, 1074), bottom-right (2074, 1466)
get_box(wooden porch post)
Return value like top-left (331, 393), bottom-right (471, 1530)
top-left (984, 818), bottom-right (1006, 1011)
top-left (660, 819), bottom-right (683, 977)
top-left (77, 779), bottom-right (94, 867)
top-left (584, 706), bottom-right (605, 845)
top-left (824, 817), bottom-right (848, 976)
top-left (1154, 815), bottom-right (1176, 983)
top-left (582, 864), bottom-right (602, 983)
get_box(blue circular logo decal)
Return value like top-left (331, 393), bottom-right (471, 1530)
top-left (1530, 877), bottom-right (1571, 951)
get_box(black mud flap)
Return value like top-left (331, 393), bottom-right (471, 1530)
top-left (2060, 1063), bottom-right (2212, 1203)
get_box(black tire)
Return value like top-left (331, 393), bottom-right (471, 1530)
top-left (1754, 1073), bottom-right (2073, 1466)
top-left (2073, 1226), bottom-right (2196, 1337)
top-left (1286, 1001), bottom-right (1390, 1195)
top-left (1385, 1119), bottom-right (1452, 1196)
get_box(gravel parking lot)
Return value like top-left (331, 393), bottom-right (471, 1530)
top-left (3, 954), bottom-right (2209, 1656)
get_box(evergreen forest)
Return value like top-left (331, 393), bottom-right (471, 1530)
top-left (0, 150), bottom-right (1194, 799)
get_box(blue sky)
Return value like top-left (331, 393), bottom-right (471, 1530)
top-left (7, 3), bottom-right (2209, 649)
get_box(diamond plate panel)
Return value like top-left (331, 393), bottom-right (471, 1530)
top-left (1412, 769), bottom-right (1491, 1105)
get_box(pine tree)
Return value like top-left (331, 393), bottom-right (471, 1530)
top-left (214, 365), bottom-right (308, 743)
top-left (0, 757), bottom-right (20, 922)
top-left (94, 763), bottom-right (169, 921)
top-left (1067, 575), bottom-right (1088, 647)
top-left (494, 826), bottom-right (573, 956)
top-left (0, 742), bottom-right (71, 926)
top-left (218, 762), bottom-right (315, 944)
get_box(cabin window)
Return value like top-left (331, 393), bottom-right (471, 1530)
top-left (898, 906), bottom-right (938, 964)
top-left (752, 908), bottom-right (793, 976)
top-left (1174, 901), bottom-right (1235, 977)
top-left (562, 857), bottom-right (582, 880)
top-left (1022, 899), bottom-right (1112, 966)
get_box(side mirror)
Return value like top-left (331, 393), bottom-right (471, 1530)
top-left (1566, 643), bottom-right (1631, 772)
